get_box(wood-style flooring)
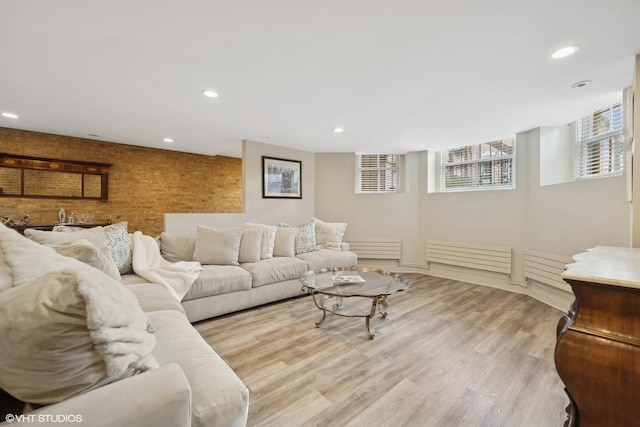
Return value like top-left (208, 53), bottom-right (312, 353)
top-left (195, 274), bottom-right (569, 427)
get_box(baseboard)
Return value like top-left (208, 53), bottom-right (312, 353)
top-left (382, 262), bottom-right (574, 311)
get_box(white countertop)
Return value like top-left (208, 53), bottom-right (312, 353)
top-left (562, 246), bottom-right (640, 289)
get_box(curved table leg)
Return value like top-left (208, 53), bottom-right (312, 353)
top-left (315, 309), bottom-right (327, 328)
top-left (366, 297), bottom-right (379, 339)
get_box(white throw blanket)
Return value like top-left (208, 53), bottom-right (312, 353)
top-left (131, 231), bottom-right (202, 301)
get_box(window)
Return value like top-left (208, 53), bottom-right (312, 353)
top-left (576, 103), bottom-right (624, 178)
top-left (440, 139), bottom-right (515, 191)
top-left (356, 154), bottom-right (401, 193)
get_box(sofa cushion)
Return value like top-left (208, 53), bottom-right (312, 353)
top-left (160, 232), bottom-right (196, 262)
top-left (273, 226), bottom-right (297, 258)
top-left (147, 310), bottom-right (250, 427)
top-left (126, 282), bottom-right (186, 313)
top-left (314, 217), bottom-right (348, 250)
top-left (243, 223), bottom-right (276, 259)
top-left (238, 228), bottom-right (261, 263)
top-left (241, 257), bottom-right (308, 287)
top-left (296, 248), bottom-right (358, 271)
top-left (182, 265), bottom-right (252, 300)
top-left (120, 273), bottom-right (151, 285)
top-left (193, 226), bottom-right (242, 265)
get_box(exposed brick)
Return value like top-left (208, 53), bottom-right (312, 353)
top-left (0, 127), bottom-right (242, 235)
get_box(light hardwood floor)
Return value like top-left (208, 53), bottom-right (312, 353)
top-left (195, 274), bottom-right (569, 427)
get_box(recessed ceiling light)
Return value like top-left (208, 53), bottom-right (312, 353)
top-left (202, 90), bottom-right (219, 98)
top-left (551, 45), bottom-right (580, 59)
top-left (572, 80), bottom-right (592, 89)
top-left (163, 137), bottom-right (174, 143)
top-left (1, 112), bottom-right (19, 119)
top-left (333, 128), bottom-right (344, 133)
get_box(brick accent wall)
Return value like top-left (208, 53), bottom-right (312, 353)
top-left (0, 127), bottom-right (242, 235)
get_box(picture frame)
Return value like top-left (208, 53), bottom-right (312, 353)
top-left (262, 156), bottom-right (302, 199)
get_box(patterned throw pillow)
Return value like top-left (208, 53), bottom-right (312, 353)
top-left (279, 221), bottom-right (318, 255)
top-left (103, 222), bottom-right (133, 274)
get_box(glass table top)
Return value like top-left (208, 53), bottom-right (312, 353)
top-left (300, 267), bottom-right (410, 297)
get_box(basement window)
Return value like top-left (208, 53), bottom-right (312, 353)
top-left (440, 139), bottom-right (515, 191)
top-left (356, 154), bottom-right (402, 193)
top-left (575, 102), bottom-right (624, 179)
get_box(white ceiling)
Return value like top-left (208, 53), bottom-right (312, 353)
top-left (1, 1), bottom-right (639, 158)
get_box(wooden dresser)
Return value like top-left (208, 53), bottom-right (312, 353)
top-left (556, 246), bottom-right (640, 426)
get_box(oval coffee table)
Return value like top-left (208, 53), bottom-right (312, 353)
top-left (299, 267), bottom-right (411, 339)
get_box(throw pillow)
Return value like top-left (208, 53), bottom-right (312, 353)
top-left (290, 220), bottom-right (318, 254)
top-left (25, 226), bottom-right (108, 247)
top-left (313, 217), bottom-right (348, 251)
top-left (239, 228), bottom-right (261, 263)
top-left (160, 232), bottom-right (196, 262)
top-left (273, 226), bottom-right (297, 258)
top-left (103, 222), bottom-right (133, 274)
top-left (242, 223), bottom-right (277, 259)
top-left (54, 240), bottom-right (121, 282)
top-left (193, 225), bottom-right (242, 265)
top-left (0, 244), bottom-right (11, 292)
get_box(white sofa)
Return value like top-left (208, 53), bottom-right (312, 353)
top-left (0, 225), bottom-right (250, 427)
top-left (0, 218), bottom-right (356, 426)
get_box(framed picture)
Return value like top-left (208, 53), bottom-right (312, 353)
top-left (262, 156), bottom-right (302, 199)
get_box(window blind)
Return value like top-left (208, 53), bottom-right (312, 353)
top-left (576, 103), bottom-right (624, 178)
top-left (357, 154), bottom-right (399, 193)
top-left (441, 139), bottom-right (515, 191)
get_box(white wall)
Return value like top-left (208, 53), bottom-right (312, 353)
top-left (165, 139), bottom-right (315, 236)
top-left (314, 152), bottom-right (421, 266)
top-left (314, 127), bottom-right (631, 309)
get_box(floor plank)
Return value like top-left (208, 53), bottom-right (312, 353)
top-left (194, 274), bottom-right (569, 426)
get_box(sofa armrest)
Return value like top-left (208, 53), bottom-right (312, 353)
top-left (340, 242), bottom-right (350, 251)
top-left (12, 364), bottom-right (191, 427)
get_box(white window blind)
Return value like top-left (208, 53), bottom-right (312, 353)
top-left (357, 154), bottom-right (400, 193)
top-left (576, 103), bottom-right (624, 178)
top-left (441, 139), bottom-right (515, 191)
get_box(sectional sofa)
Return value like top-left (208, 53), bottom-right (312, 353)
top-left (0, 218), bottom-right (356, 426)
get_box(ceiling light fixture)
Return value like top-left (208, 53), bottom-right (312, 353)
top-left (202, 90), bottom-right (219, 98)
top-left (163, 137), bottom-right (174, 143)
top-left (333, 128), bottom-right (344, 133)
top-left (1, 112), bottom-right (19, 119)
top-left (572, 80), bottom-right (592, 89)
top-left (551, 45), bottom-right (580, 59)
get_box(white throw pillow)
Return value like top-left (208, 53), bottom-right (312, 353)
top-left (0, 244), bottom-right (11, 292)
top-left (273, 226), bottom-right (298, 258)
top-left (160, 232), bottom-right (196, 262)
top-left (314, 217), bottom-right (347, 251)
top-left (25, 226), bottom-right (108, 247)
top-left (239, 228), bottom-right (261, 263)
top-left (54, 240), bottom-right (121, 282)
top-left (243, 223), bottom-right (277, 259)
top-left (193, 225), bottom-right (242, 265)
